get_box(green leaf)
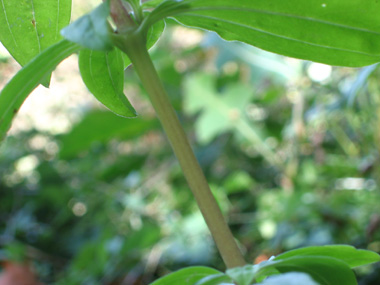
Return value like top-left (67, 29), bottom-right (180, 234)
top-left (145, 0), bottom-right (190, 25)
top-left (0, 40), bottom-right (80, 142)
top-left (0, 0), bottom-right (72, 66)
top-left (142, 0), bottom-right (166, 9)
top-left (79, 48), bottom-right (136, 118)
top-left (195, 273), bottom-right (233, 285)
top-left (150, 266), bottom-right (222, 285)
top-left (61, 2), bottom-right (113, 51)
top-left (184, 73), bottom-right (282, 167)
top-left (59, 111), bottom-right (158, 159)
top-left (198, 268), bottom-right (321, 285)
top-left (257, 272), bottom-right (319, 285)
top-left (274, 245), bottom-right (380, 268)
top-left (164, 0), bottom-right (380, 67)
top-left (257, 256), bottom-right (357, 285)
top-left (126, 0), bottom-right (141, 8)
top-left (184, 73), bottom-right (251, 143)
top-left (126, 0), bottom-right (139, 5)
top-left (146, 18), bottom-right (166, 51)
top-left (226, 265), bottom-right (257, 285)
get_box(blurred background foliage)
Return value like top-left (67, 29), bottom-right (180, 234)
top-left (1, 5), bottom-right (380, 284)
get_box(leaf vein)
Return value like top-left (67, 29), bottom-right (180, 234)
top-left (181, 3), bottom-right (380, 36)
top-left (179, 13), bottom-right (380, 58)
top-left (56, 0), bottom-right (60, 40)
top-left (106, 51), bottom-right (119, 95)
top-left (30, 0), bottom-right (41, 53)
top-left (0, 0), bottom-right (19, 48)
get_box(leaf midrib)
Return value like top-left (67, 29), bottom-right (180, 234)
top-left (178, 13), bottom-right (380, 57)
top-left (0, 0), bottom-right (19, 48)
top-left (30, 0), bottom-right (41, 53)
top-left (179, 3), bottom-right (380, 36)
top-left (105, 51), bottom-right (120, 98)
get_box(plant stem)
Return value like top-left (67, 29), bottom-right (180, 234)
top-left (121, 35), bottom-right (246, 269)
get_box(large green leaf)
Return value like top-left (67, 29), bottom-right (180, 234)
top-left (195, 273), bottom-right (233, 285)
top-left (61, 2), bottom-right (113, 51)
top-left (150, 267), bottom-right (222, 285)
top-left (145, 0), bottom-right (190, 25)
top-left (154, 0), bottom-right (380, 67)
top-left (79, 48), bottom-right (136, 118)
top-left (0, 40), bottom-right (80, 142)
top-left (274, 245), bottom-right (380, 268)
top-left (0, 0), bottom-right (71, 66)
top-left (184, 73), bottom-right (282, 167)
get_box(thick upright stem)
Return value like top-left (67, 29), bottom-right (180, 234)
top-left (122, 35), bottom-right (246, 268)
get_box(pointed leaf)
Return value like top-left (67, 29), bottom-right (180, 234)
top-left (274, 245), bottom-right (380, 268)
top-left (61, 2), bottom-right (113, 51)
top-left (79, 48), bottom-right (136, 118)
top-left (150, 266), bottom-right (222, 285)
top-left (145, 0), bottom-right (190, 25)
top-left (147, 18), bottom-right (166, 49)
top-left (0, 0), bottom-right (72, 66)
top-left (0, 40), bottom-right (80, 142)
top-left (161, 0), bottom-right (380, 67)
top-left (195, 273), bottom-right (233, 285)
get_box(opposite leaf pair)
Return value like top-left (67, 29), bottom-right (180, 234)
top-left (72, 2), bottom-right (166, 119)
top-left (152, 245), bottom-right (380, 285)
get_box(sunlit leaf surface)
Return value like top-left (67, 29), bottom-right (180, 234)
top-left (79, 48), bottom-right (136, 118)
top-left (0, 40), bottom-right (80, 141)
top-left (0, 0), bottom-right (71, 66)
top-left (165, 0), bottom-right (380, 66)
